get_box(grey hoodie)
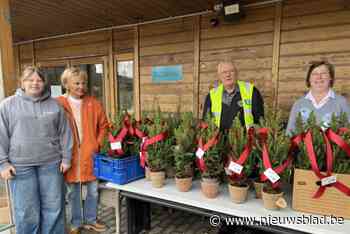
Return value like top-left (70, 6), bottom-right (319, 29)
top-left (0, 88), bottom-right (73, 171)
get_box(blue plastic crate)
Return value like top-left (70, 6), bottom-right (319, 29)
top-left (94, 153), bottom-right (145, 185)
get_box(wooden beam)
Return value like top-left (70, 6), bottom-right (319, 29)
top-left (271, 1), bottom-right (282, 109)
top-left (103, 56), bottom-right (111, 118)
top-left (109, 30), bottom-right (117, 118)
top-left (0, 49), bottom-right (4, 100)
top-left (15, 45), bottom-right (21, 78)
top-left (193, 16), bottom-right (200, 118)
top-left (0, 0), bottom-right (16, 97)
top-left (134, 25), bottom-right (141, 120)
top-left (32, 41), bottom-right (36, 65)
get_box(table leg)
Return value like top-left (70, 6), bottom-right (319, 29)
top-left (115, 190), bottom-right (120, 234)
top-left (126, 198), bottom-right (151, 234)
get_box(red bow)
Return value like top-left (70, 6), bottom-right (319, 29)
top-left (196, 132), bottom-right (219, 172)
top-left (304, 129), bottom-right (350, 198)
top-left (139, 132), bottom-right (168, 168)
top-left (225, 127), bottom-right (255, 179)
top-left (259, 128), bottom-right (296, 188)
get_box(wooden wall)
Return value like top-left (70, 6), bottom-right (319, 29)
top-left (199, 5), bottom-right (275, 116)
top-left (12, 0), bottom-right (350, 119)
top-left (139, 18), bottom-right (195, 113)
top-left (278, 0), bottom-right (350, 114)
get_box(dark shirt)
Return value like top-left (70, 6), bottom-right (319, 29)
top-left (202, 86), bottom-right (264, 130)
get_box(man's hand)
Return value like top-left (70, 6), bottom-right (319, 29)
top-left (0, 165), bottom-right (16, 180)
top-left (60, 162), bottom-right (70, 173)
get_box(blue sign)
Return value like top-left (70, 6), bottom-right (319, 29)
top-left (152, 65), bottom-right (183, 82)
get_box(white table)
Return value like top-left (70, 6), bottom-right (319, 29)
top-left (106, 179), bottom-right (350, 234)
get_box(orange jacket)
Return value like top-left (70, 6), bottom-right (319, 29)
top-left (57, 95), bottom-right (109, 183)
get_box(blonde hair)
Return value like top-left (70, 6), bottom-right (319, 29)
top-left (60, 67), bottom-right (88, 89)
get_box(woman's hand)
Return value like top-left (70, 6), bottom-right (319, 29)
top-left (60, 162), bottom-right (70, 173)
top-left (0, 165), bottom-right (16, 180)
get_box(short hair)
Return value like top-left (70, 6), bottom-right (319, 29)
top-left (21, 65), bottom-right (46, 82)
top-left (217, 60), bottom-right (238, 75)
top-left (60, 66), bottom-right (88, 89)
top-left (306, 61), bottom-right (335, 88)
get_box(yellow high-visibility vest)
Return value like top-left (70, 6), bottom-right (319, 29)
top-left (209, 81), bottom-right (254, 128)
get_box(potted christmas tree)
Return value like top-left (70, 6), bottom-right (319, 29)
top-left (173, 112), bottom-right (196, 192)
top-left (196, 116), bottom-right (224, 198)
top-left (226, 117), bottom-right (255, 203)
top-left (256, 109), bottom-right (290, 210)
top-left (144, 108), bottom-right (172, 188)
top-left (292, 112), bottom-right (350, 218)
top-left (164, 113), bottom-right (180, 178)
top-left (100, 111), bottom-right (136, 157)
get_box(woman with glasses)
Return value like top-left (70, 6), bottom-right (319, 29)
top-left (286, 61), bottom-right (350, 135)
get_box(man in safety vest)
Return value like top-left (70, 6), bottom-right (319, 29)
top-left (202, 61), bottom-right (264, 130)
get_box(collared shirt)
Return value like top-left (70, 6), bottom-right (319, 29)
top-left (305, 89), bottom-right (335, 109)
top-left (222, 85), bottom-right (239, 106)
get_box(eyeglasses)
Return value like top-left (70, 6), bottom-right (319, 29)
top-left (220, 70), bottom-right (235, 75)
top-left (310, 72), bottom-right (330, 78)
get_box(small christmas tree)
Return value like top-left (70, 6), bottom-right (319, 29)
top-left (145, 107), bottom-right (172, 172)
top-left (256, 107), bottom-right (291, 193)
top-left (197, 115), bottom-right (224, 180)
top-left (173, 112), bottom-right (196, 178)
top-left (226, 117), bottom-right (255, 186)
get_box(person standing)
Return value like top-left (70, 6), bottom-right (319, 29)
top-left (202, 60), bottom-right (264, 130)
top-left (287, 61), bottom-right (350, 135)
top-left (0, 66), bottom-right (72, 234)
top-left (57, 67), bottom-right (109, 234)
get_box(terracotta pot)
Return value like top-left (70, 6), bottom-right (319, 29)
top-left (150, 171), bottom-right (166, 188)
top-left (201, 178), bottom-right (219, 198)
top-left (175, 177), bottom-right (192, 192)
top-left (262, 190), bottom-right (286, 210)
top-left (228, 184), bottom-right (249, 203)
top-left (253, 181), bottom-right (264, 199)
top-left (145, 166), bottom-right (151, 180)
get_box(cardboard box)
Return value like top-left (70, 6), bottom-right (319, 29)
top-left (292, 168), bottom-right (350, 219)
top-left (0, 198), bottom-right (10, 224)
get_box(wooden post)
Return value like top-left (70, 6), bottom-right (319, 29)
top-left (109, 30), bottom-right (117, 119)
top-left (193, 16), bottom-right (201, 118)
top-left (31, 41), bottom-right (36, 66)
top-left (271, 1), bottom-right (282, 110)
top-left (0, 49), bottom-right (4, 100)
top-left (134, 26), bottom-right (141, 121)
top-left (0, 0), bottom-right (17, 98)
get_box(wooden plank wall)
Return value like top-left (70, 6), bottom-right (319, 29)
top-left (12, 0), bottom-right (350, 119)
top-left (279, 0), bottom-right (350, 115)
top-left (139, 18), bottom-right (195, 113)
top-left (199, 5), bottom-right (275, 116)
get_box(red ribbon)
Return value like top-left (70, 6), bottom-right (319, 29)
top-left (134, 127), bottom-right (146, 139)
top-left (196, 133), bottom-right (219, 172)
top-left (304, 129), bottom-right (350, 198)
top-left (108, 115), bottom-right (149, 157)
top-left (258, 128), bottom-right (296, 188)
top-left (327, 128), bottom-right (350, 157)
top-left (108, 127), bottom-right (128, 156)
top-left (225, 127), bottom-right (255, 179)
top-left (139, 132), bottom-right (168, 168)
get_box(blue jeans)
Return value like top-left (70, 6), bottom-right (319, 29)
top-left (9, 161), bottom-right (65, 234)
top-left (66, 181), bottom-right (99, 228)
